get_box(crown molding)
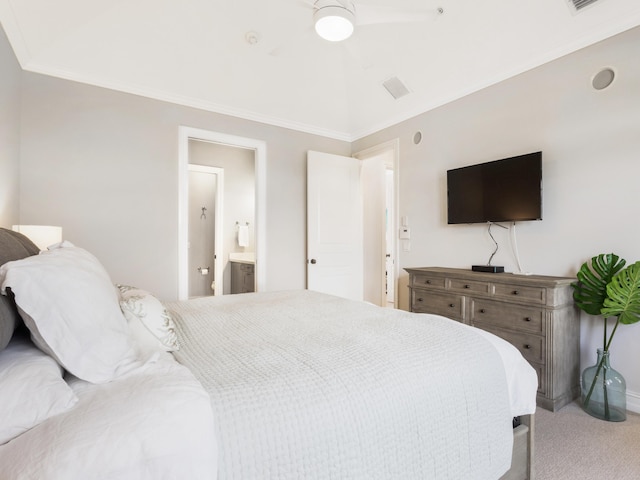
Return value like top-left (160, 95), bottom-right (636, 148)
top-left (20, 61), bottom-right (354, 143)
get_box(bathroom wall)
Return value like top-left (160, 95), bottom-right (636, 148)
top-left (188, 169), bottom-right (217, 297)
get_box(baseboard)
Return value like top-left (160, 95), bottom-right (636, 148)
top-left (626, 390), bottom-right (640, 414)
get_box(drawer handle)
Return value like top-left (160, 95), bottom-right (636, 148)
top-left (464, 284), bottom-right (470, 289)
top-left (524, 344), bottom-right (532, 350)
top-left (524, 317), bottom-right (532, 322)
top-left (479, 309), bottom-right (486, 314)
top-left (417, 298), bottom-right (423, 302)
top-left (425, 280), bottom-right (431, 284)
top-left (512, 290), bottom-right (519, 295)
top-left (449, 303), bottom-right (455, 308)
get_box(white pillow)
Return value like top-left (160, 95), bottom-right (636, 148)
top-left (0, 337), bottom-right (78, 445)
top-left (117, 285), bottom-right (180, 352)
top-left (0, 245), bottom-right (140, 383)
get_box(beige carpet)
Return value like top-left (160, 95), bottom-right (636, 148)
top-left (534, 401), bottom-right (640, 479)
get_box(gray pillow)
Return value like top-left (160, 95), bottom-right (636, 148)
top-left (0, 227), bottom-right (40, 350)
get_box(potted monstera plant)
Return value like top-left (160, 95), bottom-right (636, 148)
top-left (572, 253), bottom-right (640, 421)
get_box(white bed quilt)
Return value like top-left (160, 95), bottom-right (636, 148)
top-left (168, 290), bottom-right (534, 480)
top-left (0, 353), bottom-right (217, 480)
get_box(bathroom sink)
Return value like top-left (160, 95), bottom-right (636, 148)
top-left (229, 252), bottom-right (255, 264)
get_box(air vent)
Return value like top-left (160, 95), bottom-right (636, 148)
top-left (568, 0), bottom-right (601, 11)
top-left (382, 76), bottom-right (411, 100)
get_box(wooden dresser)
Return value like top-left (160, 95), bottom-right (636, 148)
top-left (405, 266), bottom-right (580, 411)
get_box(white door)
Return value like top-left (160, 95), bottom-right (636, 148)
top-left (307, 151), bottom-right (363, 301)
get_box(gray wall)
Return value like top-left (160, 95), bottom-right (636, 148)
top-left (187, 169), bottom-right (217, 297)
top-left (0, 27), bottom-right (21, 226)
top-left (353, 26), bottom-right (640, 410)
top-left (14, 71), bottom-right (350, 301)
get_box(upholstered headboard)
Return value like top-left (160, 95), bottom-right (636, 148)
top-left (0, 227), bottom-right (40, 350)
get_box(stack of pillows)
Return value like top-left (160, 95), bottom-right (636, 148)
top-left (0, 228), bottom-right (179, 445)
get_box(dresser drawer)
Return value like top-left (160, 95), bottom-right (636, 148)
top-left (480, 326), bottom-right (545, 365)
top-left (448, 278), bottom-right (491, 296)
top-left (469, 299), bottom-right (545, 335)
top-left (411, 274), bottom-right (446, 290)
top-left (493, 283), bottom-right (546, 305)
top-left (411, 290), bottom-right (463, 321)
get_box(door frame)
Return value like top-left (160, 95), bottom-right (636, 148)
top-left (178, 126), bottom-right (267, 300)
top-left (354, 139), bottom-right (400, 308)
top-left (188, 164), bottom-right (224, 296)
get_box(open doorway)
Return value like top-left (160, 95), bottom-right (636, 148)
top-left (384, 166), bottom-right (395, 307)
top-left (189, 141), bottom-right (255, 296)
top-left (178, 127), bottom-right (267, 301)
top-left (355, 139), bottom-right (399, 308)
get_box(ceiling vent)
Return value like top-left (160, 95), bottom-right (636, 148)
top-left (382, 76), bottom-right (411, 100)
top-left (567, 0), bottom-right (602, 11)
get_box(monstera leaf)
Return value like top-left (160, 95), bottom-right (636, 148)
top-left (572, 253), bottom-right (626, 316)
top-left (602, 262), bottom-right (640, 325)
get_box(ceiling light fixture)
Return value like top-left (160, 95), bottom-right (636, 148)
top-left (314, 2), bottom-right (355, 42)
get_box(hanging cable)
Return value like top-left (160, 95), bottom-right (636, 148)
top-left (486, 222), bottom-right (508, 266)
top-left (510, 222), bottom-right (532, 275)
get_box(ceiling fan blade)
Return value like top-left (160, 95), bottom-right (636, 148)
top-left (291, 0), bottom-right (316, 10)
top-left (353, 4), bottom-right (439, 26)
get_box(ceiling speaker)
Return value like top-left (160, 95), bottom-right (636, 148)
top-left (568, 0), bottom-right (601, 11)
top-left (592, 68), bottom-right (615, 90)
top-left (382, 76), bottom-right (410, 100)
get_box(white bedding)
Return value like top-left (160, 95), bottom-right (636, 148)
top-left (473, 327), bottom-right (538, 417)
top-left (168, 289), bottom-right (538, 480)
top-left (0, 352), bottom-right (218, 480)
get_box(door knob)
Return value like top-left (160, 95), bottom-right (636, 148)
top-left (310, 259), bottom-right (317, 264)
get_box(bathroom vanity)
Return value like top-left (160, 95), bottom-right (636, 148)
top-left (229, 252), bottom-right (255, 294)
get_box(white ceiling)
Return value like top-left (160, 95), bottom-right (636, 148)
top-left (1, 0), bottom-right (640, 141)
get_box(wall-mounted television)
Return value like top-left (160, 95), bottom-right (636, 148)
top-left (447, 151), bottom-right (542, 224)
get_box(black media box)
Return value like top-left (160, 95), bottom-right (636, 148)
top-left (472, 265), bottom-right (505, 273)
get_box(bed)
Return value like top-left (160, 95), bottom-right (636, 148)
top-left (0, 227), bottom-right (537, 479)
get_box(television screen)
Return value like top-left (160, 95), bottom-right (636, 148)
top-left (447, 152), bottom-right (542, 224)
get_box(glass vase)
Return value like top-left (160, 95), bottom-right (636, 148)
top-left (581, 348), bottom-right (626, 422)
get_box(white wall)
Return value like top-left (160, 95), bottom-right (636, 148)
top-left (0, 27), bottom-right (20, 226)
top-left (353, 26), bottom-right (640, 410)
